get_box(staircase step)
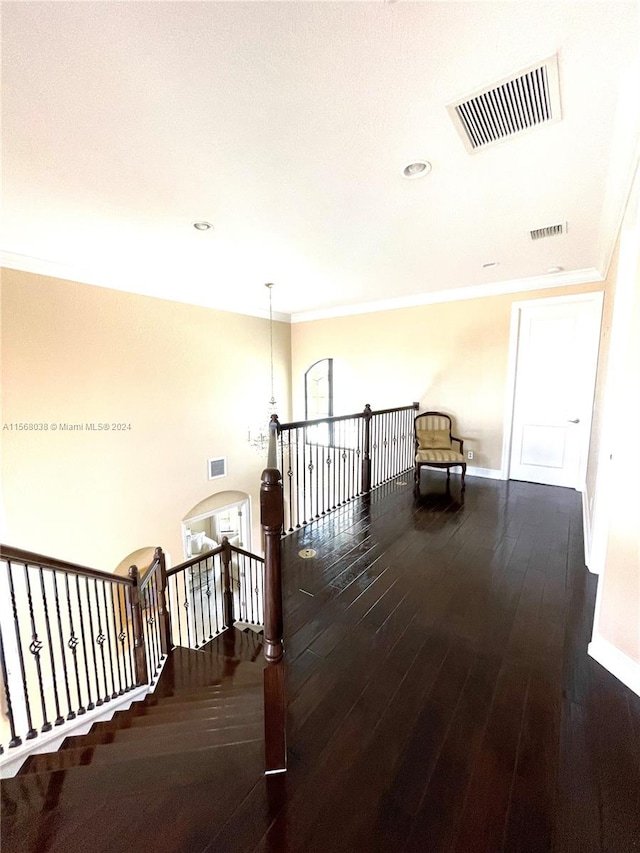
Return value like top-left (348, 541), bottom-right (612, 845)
top-left (129, 703), bottom-right (262, 729)
top-left (158, 680), bottom-right (262, 703)
top-left (18, 721), bottom-right (263, 775)
top-left (140, 692), bottom-right (261, 718)
top-left (3, 737), bottom-right (264, 826)
top-left (114, 709), bottom-right (263, 741)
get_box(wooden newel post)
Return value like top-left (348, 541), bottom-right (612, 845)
top-left (361, 403), bottom-right (373, 494)
top-left (154, 547), bottom-right (172, 657)
top-left (128, 564), bottom-right (148, 686)
top-left (221, 536), bottom-right (234, 629)
top-left (261, 467), bottom-right (286, 773)
top-left (261, 468), bottom-right (284, 664)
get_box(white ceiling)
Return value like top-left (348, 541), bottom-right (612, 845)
top-left (2, 1), bottom-right (639, 322)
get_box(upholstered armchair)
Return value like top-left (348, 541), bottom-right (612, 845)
top-left (414, 411), bottom-right (466, 492)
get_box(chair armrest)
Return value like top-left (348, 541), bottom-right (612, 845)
top-left (452, 436), bottom-right (464, 454)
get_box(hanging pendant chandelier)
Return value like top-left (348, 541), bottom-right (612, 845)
top-left (248, 283), bottom-right (277, 454)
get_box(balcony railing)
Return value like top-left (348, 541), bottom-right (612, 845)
top-left (273, 403), bottom-right (419, 531)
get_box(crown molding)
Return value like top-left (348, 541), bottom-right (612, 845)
top-left (1, 251), bottom-right (604, 326)
top-left (0, 251), bottom-right (291, 323)
top-left (290, 268), bottom-right (605, 323)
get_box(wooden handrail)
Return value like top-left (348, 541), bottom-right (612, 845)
top-left (0, 544), bottom-right (133, 585)
top-left (276, 402), bottom-right (419, 432)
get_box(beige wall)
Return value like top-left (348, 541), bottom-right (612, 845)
top-left (292, 281), bottom-right (605, 472)
top-left (0, 269), bottom-right (292, 570)
top-left (585, 247), bottom-right (619, 516)
top-left (591, 164), bottom-right (640, 668)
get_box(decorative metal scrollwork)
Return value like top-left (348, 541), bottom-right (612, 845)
top-left (96, 632), bottom-right (106, 645)
top-left (118, 631), bottom-right (126, 643)
top-left (68, 634), bottom-right (79, 650)
top-left (29, 636), bottom-right (43, 656)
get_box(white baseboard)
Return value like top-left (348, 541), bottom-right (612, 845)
top-left (581, 484), bottom-right (597, 573)
top-left (0, 684), bottom-right (150, 778)
top-left (0, 653), bottom-right (168, 778)
top-left (588, 634), bottom-right (640, 698)
top-left (466, 466), bottom-right (504, 480)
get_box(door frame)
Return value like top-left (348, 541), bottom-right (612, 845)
top-left (182, 497), bottom-right (252, 560)
top-left (501, 290), bottom-right (604, 487)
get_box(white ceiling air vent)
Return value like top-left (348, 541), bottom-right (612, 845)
top-left (530, 222), bottom-right (567, 240)
top-left (447, 55), bottom-right (561, 154)
top-left (208, 457), bottom-right (227, 480)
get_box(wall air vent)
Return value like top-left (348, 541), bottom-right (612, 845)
top-left (530, 222), bottom-right (566, 240)
top-left (208, 457), bottom-right (227, 480)
top-left (447, 55), bottom-right (561, 154)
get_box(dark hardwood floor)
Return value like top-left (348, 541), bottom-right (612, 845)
top-left (2, 473), bottom-right (639, 852)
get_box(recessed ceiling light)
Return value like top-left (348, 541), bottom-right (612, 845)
top-left (192, 221), bottom-right (214, 231)
top-left (402, 160), bottom-right (432, 179)
top-left (547, 265), bottom-right (564, 274)
top-left (482, 261), bottom-right (499, 268)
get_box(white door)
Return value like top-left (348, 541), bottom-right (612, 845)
top-left (508, 294), bottom-right (603, 488)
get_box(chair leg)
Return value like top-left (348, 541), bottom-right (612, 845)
top-left (461, 463), bottom-right (466, 491)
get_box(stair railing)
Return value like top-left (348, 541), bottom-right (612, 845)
top-left (164, 541), bottom-right (264, 651)
top-left (272, 402), bottom-right (419, 531)
top-left (0, 546), bottom-right (149, 754)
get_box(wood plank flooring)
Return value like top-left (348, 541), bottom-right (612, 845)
top-left (2, 473), bottom-right (639, 852)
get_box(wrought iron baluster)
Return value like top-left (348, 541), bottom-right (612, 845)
top-left (356, 416), bottom-right (363, 496)
top-left (203, 556), bottom-right (213, 640)
top-left (192, 563), bottom-right (201, 647)
top-left (63, 573), bottom-right (85, 715)
top-left (340, 425), bottom-right (348, 506)
top-left (182, 569), bottom-right (192, 648)
top-left (313, 438), bottom-right (319, 518)
top-left (196, 560), bottom-right (206, 647)
top-left (350, 420), bottom-right (356, 499)
top-left (153, 574), bottom-right (163, 671)
top-left (76, 575), bottom-right (95, 709)
top-left (0, 623), bottom-right (22, 747)
top-left (285, 432), bottom-right (294, 533)
top-left (150, 580), bottom-right (161, 678)
top-left (114, 583), bottom-right (132, 692)
top-left (38, 568), bottom-right (64, 726)
top-left (167, 575), bottom-right (182, 646)
top-left (213, 554), bottom-right (222, 635)
top-left (92, 578), bottom-right (110, 703)
top-left (239, 553), bottom-right (247, 624)
top-left (107, 583), bottom-right (124, 695)
top-left (83, 575), bottom-right (102, 704)
top-left (23, 562), bottom-right (51, 733)
top-left (295, 427), bottom-right (302, 528)
top-left (51, 571), bottom-right (75, 718)
top-left (148, 581), bottom-right (161, 681)
top-left (252, 556), bottom-right (259, 625)
top-left (99, 581), bottom-right (117, 699)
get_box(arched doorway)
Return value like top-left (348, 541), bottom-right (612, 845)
top-left (181, 490), bottom-right (251, 560)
